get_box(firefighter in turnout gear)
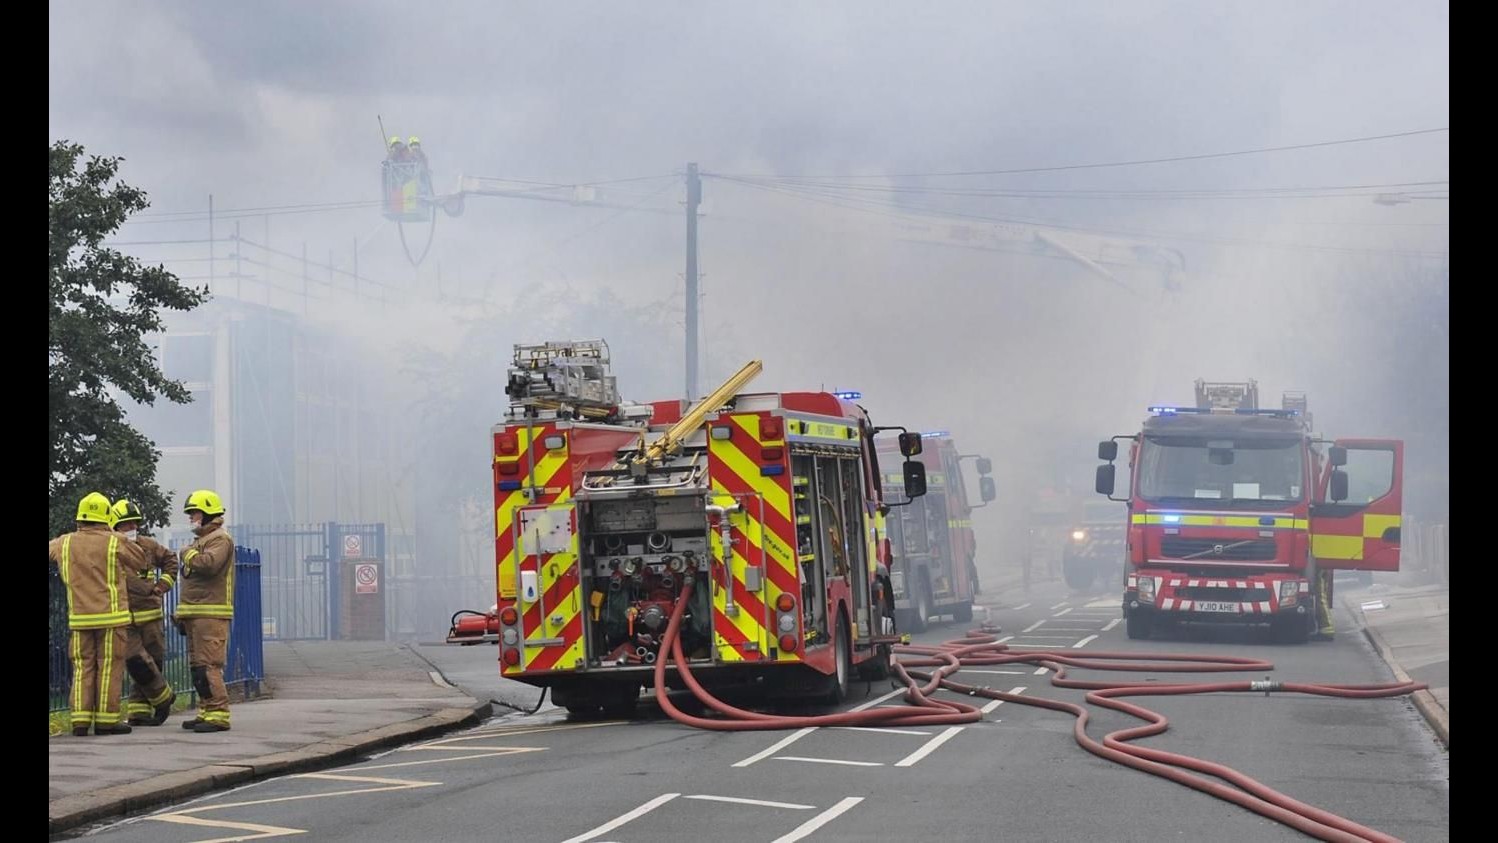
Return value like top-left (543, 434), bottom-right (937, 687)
top-left (48, 493), bottom-right (146, 736)
top-left (175, 490), bottom-right (236, 733)
top-left (1314, 568), bottom-right (1336, 641)
top-left (111, 499), bottom-right (179, 726)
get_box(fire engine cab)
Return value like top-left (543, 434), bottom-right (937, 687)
top-left (1094, 380), bottom-right (1403, 643)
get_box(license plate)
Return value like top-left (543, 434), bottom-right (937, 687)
top-left (1195, 601), bottom-right (1240, 614)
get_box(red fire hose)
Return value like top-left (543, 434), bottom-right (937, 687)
top-left (651, 579), bottom-right (1426, 843)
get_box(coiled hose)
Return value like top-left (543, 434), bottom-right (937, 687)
top-left (650, 578), bottom-right (1426, 843)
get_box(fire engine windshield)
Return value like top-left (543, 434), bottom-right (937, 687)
top-left (1138, 436), bottom-right (1303, 508)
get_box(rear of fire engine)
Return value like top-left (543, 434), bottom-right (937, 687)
top-left (877, 433), bottom-right (996, 632)
top-left (1094, 380), bottom-right (1404, 643)
top-left (451, 340), bottom-right (929, 715)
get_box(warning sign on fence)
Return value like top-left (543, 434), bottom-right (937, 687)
top-left (343, 534), bottom-right (362, 559)
top-left (355, 563), bottom-right (379, 594)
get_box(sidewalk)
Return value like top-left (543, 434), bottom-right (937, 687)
top-left (48, 640), bottom-right (490, 836)
top-left (1343, 581), bottom-right (1449, 747)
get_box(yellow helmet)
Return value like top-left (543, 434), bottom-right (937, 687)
top-left (389, 136), bottom-right (404, 147)
top-left (111, 499), bottom-right (144, 525)
top-left (76, 492), bottom-right (114, 525)
top-left (183, 489), bottom-right (226, 517)
top-left (407, 136), bottom-right (420, 146)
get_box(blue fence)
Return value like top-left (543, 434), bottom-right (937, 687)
top-left (49, 546), bottom-right (264, 713)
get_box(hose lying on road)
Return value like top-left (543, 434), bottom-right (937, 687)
top-left (651, 579), bottom-right (1426, 843)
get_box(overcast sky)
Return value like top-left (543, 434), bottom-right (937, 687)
top-left (50, 1), bottom-right (1450, 547)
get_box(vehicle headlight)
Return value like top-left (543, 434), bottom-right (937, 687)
top-left (1136, 576), bottom-right (1156, 599)
top-left (1279, 581), bottom-right (1299, 603)
top-left (1071, 530), bottom-right (1087, 542)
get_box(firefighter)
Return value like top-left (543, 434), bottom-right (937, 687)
top-left (1314, 568), bottom-right (1336, 641)
top-left (407, 136), bottom-right (431, 194)
top-left (48, 492), bottom-right (143, 736)
top-left (175, 490), bottom-right (236, 733)
top-left (111, 499), bottom-right (178, 726)
top-left (386, 135), bottom-right (409, 163)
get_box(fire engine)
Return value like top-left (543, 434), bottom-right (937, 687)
top-left (1061, 498), bottom-right (1128, 591)
top-left (448, 340), bottom-right (929, 715)
top-left (876, 432), bottom-right (995, 632)
top-left (1094, 380), bottom-right (1403, 643)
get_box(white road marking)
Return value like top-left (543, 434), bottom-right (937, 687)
top-left (851, 688), bottom-right (907, 711)
top-left (1011, 602), bottom-right (1032, 611)
top-left (733, 728), bottom-right (816, 768)
top-left (685, 795), bottom-right (815, 810)
top-left (1018, 635), bottom-right (1082, 640)
top-left (981, 685), bottom-right (1027, 714)
top-left (1053, 607), bottom-right (1074, 617)
top-left (771, 797), bottom-right (865, 843)
top-left (958, 669), bottom-right (1025, 675)
top-left (1102, 618), bottom-right (1123, 631)
top-left (832, 726), bottom-right (932, 736)
top-left (559, 792), bottom-right (681, 843)
top-left (1073, 635), bottom-right (1099, 648)
top-left (1022, 620), bottom-right (1047, 633)
top-left (776, 756), bottom-right (884, 767)
top-left (1034, 666), bottom-right (1050, 675)
top-left (1084, 599), bottom-right (1117, 609)
top-left (995, 635), bottom-right (1015, 643)
top-left (894, 727), bottom-right (965, 767)
top-left (1050, 601), bottom-right (1070, 610)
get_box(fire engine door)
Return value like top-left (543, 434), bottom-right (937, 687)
top-left (1310, 439), bottom-right (1404, 573)
top-left (514, 503), bottom-right (586, 671)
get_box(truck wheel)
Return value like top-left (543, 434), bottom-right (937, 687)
top-left (822, 616), bottom-right (852, 705)
top-left (953, 602), bottom-right (974, 624)
top-left (1271, 613), bottom-right (1310, 645)
top-left (600, 684), bottom-right (641, 718)
top-left (1125, 610), bottom-right (1153, 640)
top-left (1063, 556), bottom-right (1094, 591)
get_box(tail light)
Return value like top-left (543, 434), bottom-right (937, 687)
top-left (499, 607), bottom-right (518, 626)
top-left (502, 649), bottom-right (520, 666)
top-left (779, 634), bottom-right (798, 652)
top-left (775, 594), bottom-right (796, 613)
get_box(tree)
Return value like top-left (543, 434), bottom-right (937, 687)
top-left (49, 141), bottom-right (207, 536)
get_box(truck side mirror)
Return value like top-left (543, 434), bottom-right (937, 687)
top-left (899, 432), bottom-right (923, 457)
top-left (1329, 446), bottom-right (1347, 467)
top-left (903, 460), bottom-right (928, 499)
top-left (979, 476), bottom-right (996, 503)
top-left (1095, 464), bottom-right (1116, 496)
top-left (1098, 441), bottom-right (1118, 461)
top-left (1330, 469), bottom-right (1348, 502)
top-left (976, 457), bottom-right (993, 476)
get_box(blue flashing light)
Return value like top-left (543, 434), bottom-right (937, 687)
top-left (922, 430), bottom-right (950, 438)
top-left (498, 480), bottom-right (522, 491)
top-left (832, 390), bottom-right (862, 401)
top-left (1162, 514), bottom-right (1182, 523)
top-left (760, 465), bottom-right (785, 476)
top-left (1148, 406), bottom-right (1210, 415)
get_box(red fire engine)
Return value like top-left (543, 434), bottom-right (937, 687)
top-left (876, 432), bottom-right (995, 632)
top-left (1094, 380), bottom-right (1403, 643)
top-left (449, 340), bottom-right (928, 715)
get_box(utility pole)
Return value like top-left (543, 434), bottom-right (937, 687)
top-left (207, 194), bottom-right (215, 293)
top-left (684, 162), bottom-right (701, 400)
